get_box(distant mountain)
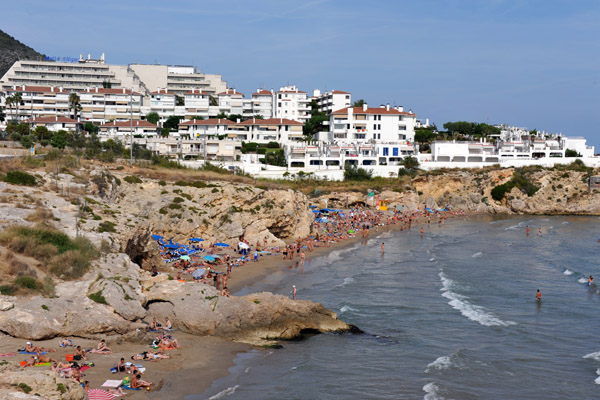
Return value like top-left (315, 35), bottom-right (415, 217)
top-left (0, 29), bottom-right (45, 78)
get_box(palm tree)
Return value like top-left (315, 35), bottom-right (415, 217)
top-left (12, 92), bottom-right (22, 121)
top-left (4, 96), bottom-right (13, 121)
top-left (69, 93), bottom-right (81, 120)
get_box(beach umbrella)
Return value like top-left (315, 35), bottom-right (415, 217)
top-left (214, 242), bottom-right (230, 247)
top-left (163, 244), bottom-right (179, 249)
top-left (189, 238), bottom-right (204, 242)
top-left (151, 234), bottom-right (163, 240)
top-left (87, 389), bottom-right (116, 400)
top-left (348, 229), bottom-right (355, 234)
top-left (238, 242), bottom-right (250, 249)
top-left (180, 255), bottom-right (190, 260)
top-left (191, 268), bottom-right (206, 279)
top-left (203, 255), bottom-right (215, 262)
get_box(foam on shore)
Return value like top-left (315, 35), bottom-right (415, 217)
top-left (423, 382), bottom-right (445, 400)
top-left (439, 271), bottom-right (515, 327)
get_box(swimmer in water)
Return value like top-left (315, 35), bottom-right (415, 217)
top-left (588, 275), bottom-right (594, 286)
top-left (526, 225), bottom-right (530, 236)
top-left (536, 289), bottom-right (541, 302)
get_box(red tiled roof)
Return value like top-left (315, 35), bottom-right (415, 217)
top-left (331, 90), bottom-right (350, 94)
top-left (239, 118), bottom-right (303, 126)
top-left (27, 116), bottom-right (79, 124)
top-left (100, 120), bottom-right (158, 128)
top-left (218, 89), bottom-right (244, 96)
top-left (184, 89), bottom-right (211, 95)
top-left (332, 107), bottom-right (416, 116)
top-left (179, 118), bottom-right (237, 126)
top-left (7, 85), bottom-right (63, 93)
top-left (252, 90), bottom-right (272, 96)
top-left (150, 89), bottom-right (174, 95)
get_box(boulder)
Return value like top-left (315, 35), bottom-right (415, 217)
top-left (0, 363), bottom-right (86, 400)
top-left (143, 280), bottom-right (353, 345)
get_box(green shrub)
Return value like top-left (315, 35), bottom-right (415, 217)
top-left (124, 175), bottom-right (142, 184)
top-left (491, 183), bottom-right (512, 201)
top-left (168, 203), bottom-right (182, 210)
top-left (88, 291), bottom-right (107, 305)
top-left (0, 285), bottom-right (16, 295)
top-left (18, 383), bottom-right (32, 394)
top-left (159, 207), bottom-right (168, 215)
top-left (158, 180), bottom-right (166, 186)
top-left (14, 276), bottom-right (39, 290)
top-left (98, 221), bottom-right (117, 233)
top-left (172, 197), bottom-right (184, 203)
top-left (56, 383), bottom-right (66, 394)
top-left (3, 171), bottom-right (37, 186)
top-left (41, 304), bottom-right (49, 311)
top-left (491, 170), bottom-right (539, 202)
top-left (211, 188), bottom-right (219, 193)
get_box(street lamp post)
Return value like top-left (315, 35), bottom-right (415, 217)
top-left (130, 88), bottom-right (133, 167)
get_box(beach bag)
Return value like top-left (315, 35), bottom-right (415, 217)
top-left (73, 354), bottom-right (82, 361)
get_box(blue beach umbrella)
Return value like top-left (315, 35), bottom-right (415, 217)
top-left (189, 238), bottom-right (204, 242)
top-left (151, 234), bottom-right (163, 240)
top-left (163, 244), bottom-right (180, 249)
top-left (191, 268), bottom-right (205, 278)
top-left (214, 242), bottom-right (230, 247)
top-left (203, 255), bottom-right (215, 262)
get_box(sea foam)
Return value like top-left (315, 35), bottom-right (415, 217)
top-left (425, 356), bottom-right (453, 373)
top-left (578, 277), bottom-right (588, 284)
top-left (439, 272), bottom-right (515, 327)
top-left (583, 351), bottom-right (600, 362)
top-left (208, 385), bottom-right (240, 400)
top-left (423, 382), bottom-right (445, 400)
top-left (563, 269), bottom-right (574, 275)
top-left (472, 252), bottom-right (483, 258)
top-left (340, 305), bottom-right (358, 313)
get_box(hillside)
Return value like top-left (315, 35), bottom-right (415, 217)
top-left (0, 29), bottom-right (45, 78)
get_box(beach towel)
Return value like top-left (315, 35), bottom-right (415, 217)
top-left (18, 351), bottom-right (48, 355)
top-left (80, 365), bottom-right (91, 372)
top-left (121, 385), bottom-right (141, 391)
top-left (0, 352), bottom-right (16, 357)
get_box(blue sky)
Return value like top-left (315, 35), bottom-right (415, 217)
top-left (4, 0), bottom-right (600, 146)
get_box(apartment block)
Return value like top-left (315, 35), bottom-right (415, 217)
top-left (274, 86), bottom-right (310, 123)
top-left (312, 89), bottom-right (352, 114)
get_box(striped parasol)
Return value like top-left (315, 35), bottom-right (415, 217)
top-left (87, 389), bottom-right (116, 400)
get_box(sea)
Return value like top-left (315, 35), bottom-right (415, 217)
top-left (191, 215), bottom-right (600, 400)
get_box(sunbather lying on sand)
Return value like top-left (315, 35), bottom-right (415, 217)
top-left (131, 351), bottom-right (171, 361)
top-left (25, 342), bottom-right (55, 353)
top-left (88, 339), bottom-right (112, 354)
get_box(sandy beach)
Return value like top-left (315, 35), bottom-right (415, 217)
top-left (0, 210), bottom-right (466, 399)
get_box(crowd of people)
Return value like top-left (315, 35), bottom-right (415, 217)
top-left (17, 316), bottom-right (182, 395)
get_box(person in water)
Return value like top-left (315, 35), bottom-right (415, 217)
top-left (536, 289), bottom-right (541, 302)
top-left (588, 275), bottom-right (594, 286)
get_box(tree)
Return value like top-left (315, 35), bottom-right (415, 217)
top-left (565, 149), bottom-right (582, 157)
top-left (33, 125), bottom-right (50, 141)
top-left (0, 104), bottom-right (5, 122)
top-left (344, 164), bottom-right (373, 181)
top-left (443, 121), bottom-right (500, 138)
top-left (209, 96), bottom-right (218, 106)
top-left (352, 99), bottom-right (365, 108)
top-left (226, 114), bottom-right (244, 122)
top-left (68, 93), bottom-right (82, 124)
top-left (215, 112), bottom-right (228, 119)
top-left (20, 135), bottom-right (34, 149)
top-left (12, 92), bottom-right (22, 121)
top-left (398, 156), bottom-right (420, 176)
top-left (303, 99), bottom-right (328, 139)
top-left (102, 80), bottom-right (112, 89)
top-left (188, 115), bottom-right (205, 121)
top-left (253, 115), bottom-right (264, 120)
top-left (175, 95), bottom-right (184, 106)
top-left (83, 122), bottom-right (99, 134)
top-left (145, 112), bottom-right (160, 125)
top-left (163, 115), bottom-right (184, 132)
top-left (50, 130), bottom-right (70, 149)
top-left (4, 96), bottom-right (13, 120)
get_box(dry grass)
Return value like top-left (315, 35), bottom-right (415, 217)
top-left (25, 206), bottom-right (56, 223)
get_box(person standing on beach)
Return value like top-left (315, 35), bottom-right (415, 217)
top-left (292, 285), bottom-right (297, 300)
top-left (536, 289), bottom-right (541, 302)
top-left (381, 243), bottom-right (385, 254)
top-left (420, 227), bottom-right (424, 238)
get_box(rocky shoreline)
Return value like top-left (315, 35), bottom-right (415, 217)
top-left (0, 161), bottom-right (599, 398)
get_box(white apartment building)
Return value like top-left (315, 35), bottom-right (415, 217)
top-left (216, 89), bottom-right (244, 116)
top-left (148, 89), bottom-right (176, 117)
top-left (1, 85), bottom-right (143, 124)
top-left (274, 86), bottom-right (310, 123)
top-left (431, 140), bottom-right (500, 163)
top-left (183, 89), bottom-right (211, 120)
top-left (312, 89), bottom-right (352, 114)
top-left (27, 116), bottom-right (80, 132)
top-left (328, 104), bottom-right (417, 144)
top-left (128, 64), bottom-right (227, 96)
top-left (99, 120), bottom-right (159, 140)
top-left (248, 89), bottom-right (274, 119)
top-left (145, 137), bottom-right (241, 161)
top-left (239, 117), bottom-right (304, 143)
top-left (3, 85), bottom-right (70, 122)
top-left (178, 118), bottom-right (246, 140)
top-left (79, 88), bottom-right (143, 123)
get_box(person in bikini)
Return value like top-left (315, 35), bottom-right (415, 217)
top-left (88, 339), bottom-right (111, 354)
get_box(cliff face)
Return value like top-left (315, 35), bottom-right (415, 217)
top-left (317, 167), bottom-right (600, 215)
top-left (0, 29), bottom-right (45, 77)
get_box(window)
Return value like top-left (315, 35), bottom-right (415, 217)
top-left (278, 94), bottom-right (281, 99)
top-left (278, 102), bottom-right (282, 107)
top-left (383, 147), bottom-right (389, 156)
top-left (393, 148), bottom-right (399, 156)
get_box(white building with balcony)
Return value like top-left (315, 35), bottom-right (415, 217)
top-left (79, 87), bottom-right (143, 123)
top-left (3, 85), bottom-right (71, 122)
top-left (311, 89), bottom-right (352, 114)
top-left (183, 89), bottom-right (211, 119)
top-left (329, 104), bottom-right (417, 144)
top-left (431, 140), bottom-right (499, 163)
top-left (274, 86), bottom-right (310, 123)
top-left (99, 120), bottom-right (159, 140)
top-left (27, 116), bottom-right (80, 132)
top-left (216, 89), bottom-right (244, 116)
top-left (248, 89), bottom-right (274, 119)
top-left (239, 117), bottom-right (304, 144)
top-left (145, 137), bottom-right (241, 161)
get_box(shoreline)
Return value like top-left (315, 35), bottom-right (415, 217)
top-left (0, 210), bottom-right (469, 399)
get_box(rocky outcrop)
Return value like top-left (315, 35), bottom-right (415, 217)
top-left (0, 360), bottom-right (86, 400)
top-left (143, 278), bottom-right (352, 345)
